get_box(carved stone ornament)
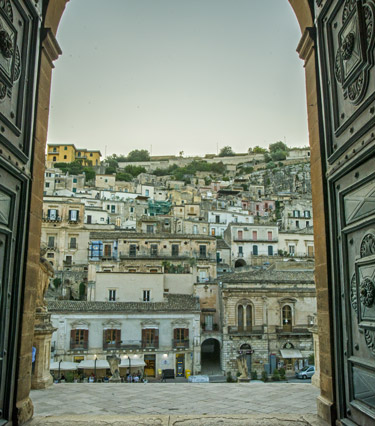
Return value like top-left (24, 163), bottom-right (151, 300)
top-left (360, 278), bottom-right (375, 307)
top-left (0, 29), bottom-right (13, 58)
top-left (360, 232), bottom-right (375, 257)
top-left (0, 0), bottom-right (13, 22)
top-left (0, 80), bottom-right (5, 101)
top-left (334, 0), bottom-right (375, 105)
top-left (351, 273), bottom-right (358, 312)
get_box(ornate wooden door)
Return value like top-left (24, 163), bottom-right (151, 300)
top-left (0, 0), bottom-right (42, 423)
top-left (316, 0), bottom-right (375, 423)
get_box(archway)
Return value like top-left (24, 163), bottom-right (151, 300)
top-left (201, 338), bottom-right (221, 375)
top-left (234, 259), bottom-right (246, 268)
top-left (239, 343), bottom-right (253, 374)
top-left (4, 1), bottom-right (342, 425)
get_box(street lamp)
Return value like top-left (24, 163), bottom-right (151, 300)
top-left (94, 354), bottom-right (97, 382)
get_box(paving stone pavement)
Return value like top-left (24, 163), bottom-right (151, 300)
top-left (28, 382), bottom-right (322, 424)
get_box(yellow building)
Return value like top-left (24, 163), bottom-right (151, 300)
top-left (46, 144), bottom-right (101, 166)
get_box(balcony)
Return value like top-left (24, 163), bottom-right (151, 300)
top-left (228, 325), bottom-right (264, 335)
top-left (172, 339), bottom-right (189, 349)
top-left (233, 238), bottom-right (278, 243)
top-left (42, 216), bottom-right (62, 223)
top-left (141, 340), bottom-right (159, 349)
top-left (202, 323), bottom-right (219, 332)
top-left (275, 326), bottom-right (311, 336)
top-left (47, 245), bottom-right (57, 251)
top-left (70, 341), bottom-right (88, 350)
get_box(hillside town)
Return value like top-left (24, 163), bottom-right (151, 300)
top-left (42, 142), bottom-right (317, 383)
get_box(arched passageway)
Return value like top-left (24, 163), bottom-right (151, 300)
top-left (201, 338), bottom-right (221, 375)
top-left (234, 259), bottom-right (246, 268)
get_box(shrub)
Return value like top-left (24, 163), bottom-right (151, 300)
top-left (279, 367), bottom-right (286, 380)
top-left (261, 370), bottom-right (268, 382)
top-left (226, 372), bottom-right (234, 382)
top-left (272, 369), bottom-right (280, 381)
top-left (251, 370), bottom-right (258, 380)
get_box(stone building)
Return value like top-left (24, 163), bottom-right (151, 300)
top-left (281, 197), bottom-right (313, 231)
top-left (88, 231), bottom-right (217, 283)
top-left (278, 226), bottom-right (315, 257)
top-left (43, 168), bottom-right (86, 196)
top-left (220, 266), bottom-right (316, 377)
top-left (224, 222), bottom-right (279, 267)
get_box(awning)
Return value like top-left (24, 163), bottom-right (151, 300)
top-left (77, 359), bottom-right (146, 369)
top-left (280, 349), bottom-right (303, 359)
top-left (50, 362), bottom-right (78, 371)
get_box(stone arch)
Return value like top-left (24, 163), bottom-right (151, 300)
top-left (201, 338), bottom-right (221, 375)
top-left (14, 1), bottom-right (335, 425)
top-left (234, 258), bottom-right (246, 268)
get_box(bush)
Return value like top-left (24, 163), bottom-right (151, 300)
top-left (279, 367), bottom-right (286, 380)
top-left (226, 372), bottom-right (234, 382)
top-left (261, 370), bottom-right (268, 382)
top-left (251, 370), bottom-right (258, 380)
top-left (272, 369), bottom-right (280, 381)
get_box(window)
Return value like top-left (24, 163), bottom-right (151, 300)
top-left (64, 146), bottom-right (67, 150)
top-left (268, 231), bottom-right (272, 241)
top-left (252, 245), bottom-right (258, 255)
top-left (52, 156), bottom-right (56, 161)
top-left (143, 290), bottom-right (150, 301)
top-left (268, 246), bottom-right (273, 256)
top-left (296, 220), bottom-right (300, 228)
top-left (238, 305), bottom-right (244, 330)
top-left (142, 328), bottom-right (159, 348)
top-left (72, 188), bottom-right (77, 193)
top-left (47, 209), bottom-right (57, 220)
top-left (64, 155), bottom-right (67, 159)
top-left (308, 245), bottom-right (314, 257)
top-left (204, 314), bottom-right (213, 331)
top-left (252, 231), bottom-right (257, 241)
top-left (87, 215), bottom-right (92, 224)
top-left (282, 305), bottom-right (292, 331)
top-left (130, 207), bottom-right (134, 213)
top-left (78, 152), bottom-right (81, 157)
top-left (173, 328), bottom-right (189, 348)
top-left (104, 245), bottom-right (112, 257)
top-left (193, 225), bottom-right (198, 234)
top-left (47, 236), bottom-right (55, 248)
top-left (265, 202), bottom-right (268, 209)
top-left (108, 289), bottom-right (116, 301)
top-left (293, 210), bottom-right (300, 218)
top-left (65, 255), bottom-right (72, 265)
top-left (111, 205), bottom-right (116, 213)
top-left (70, 329), bottom-right (88, 350)
top-left (246, 305), bottom-right (252, 330)
top-left (237, 230), bottom-right (243, 240)
top-left (73, 178), bottom-right (77, 183)
top-left (146, 225), bottom-right (154, 233)
top-left (47, 253), bottom-right (54, 258)
top-left (69, 210), bottom-right (79, 222)
top-left (103, 329), bottom-right (120, 348)
top-left (172, 244), bottom-right (179, 256)
top-left (69, 237), bottom-right (77, 249)
top-left (304, 210), bottom-right (311, 218)
top-left (53, 147), bottom-right (57, 152)
top-left (199, 245), bottom-right (207, 258)
top-left (45, 182), bottom-right (50, 188)
top-left (289, 245), bottom-right (295, 256)
top-left (238, 246), bottom-right (243, 256)
top-left (215, 215), bottom-right (220, 223)
top-left (150, 244), bottom-right (158, 256)
top-left (145, 189), bottom-right (149, 196)
top-left (129, 244), bottom-right (137, 257)
top-left (90, 153), bottom-right (93, 157)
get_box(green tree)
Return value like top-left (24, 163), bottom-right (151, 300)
top-left (253, 146), bottom-right (267, 154)
top-left (264, 153), bottom-right (272, 163)
top-left (123, 165), bottom-right (147, 177)
top-left (271, 150), bottom-right (287, 161)
top-left (126, 149), bottom-right (150, 162)
top-left (83, 167), bottom-right (95, 181)
top-left (269, 141), bottom-right (289, 153)
top-left (218, 146), bottom-right (235, 157)
top-left (115, 172), bottom-right (133, 182)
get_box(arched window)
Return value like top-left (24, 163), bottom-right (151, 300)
top-left (238, 305), bottom-right (244, 330)
top-left (246, 305), bottom-right (252, 331)
top-left (282, 305), bottom-right (292, 331)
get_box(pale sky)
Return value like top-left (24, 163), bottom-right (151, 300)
top-left (48, 0), bottom-right (308, 158)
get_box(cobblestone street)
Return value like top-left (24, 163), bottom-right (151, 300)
top-left (27, 382), bottom-right (325, 425)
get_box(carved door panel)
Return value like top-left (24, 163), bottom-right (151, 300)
top-left (0, 0), bottom-right (42, 423)
top-left (316, 0), bottom-right (375, 424)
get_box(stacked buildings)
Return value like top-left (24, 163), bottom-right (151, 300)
top-left (44, 144), bottom-right (316, 378)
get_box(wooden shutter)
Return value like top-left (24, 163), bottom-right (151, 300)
top-left (116, 329), bottom-right (121, 348)
top-left (103, 329), bottom-right (107, 349)
top-left (184, 328), bottom-right (189, 340)
top-left (142, 329), bottom-right (146, 348)
top-left (154, 329), bottom-right (159, 348)
top-left (70, 329), bottom-right (75, 349)
top-left (83, 329), bottom-right (89, 350)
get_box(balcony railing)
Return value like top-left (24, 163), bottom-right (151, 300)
top-left (47, 245), bottom-right (57, 251)
top-left (228, 325), bottom-right (264, 335)
top-left (70, 341), bottom-right (88, 350)
top-left (172, 339), bottom-right (189, 349)
top-left (275, 326), bottom-right (311, 335)
top-left (141, 340), bottom-right (159, 349)
top-left (233, 238), bottom-right (278, 242)
top-left (202, 324), bottom-right (219, 332)
top-left (42, 216), bottom-right (62, 223)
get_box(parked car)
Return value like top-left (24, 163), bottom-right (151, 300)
top-left (296, 365), bottom-right (315, 379)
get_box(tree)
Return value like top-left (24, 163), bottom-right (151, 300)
top-left (126, 149), bottom-right (150, 162)
top-left (218, 146), bottom-right (235, 157)
top-left (264, 153), bottom-right (272, 163)
top-left (269, 141), bottom-right (289, 153)
top-left (83, 167), bottom-right (95, 181)
top-left (115, 172), bottom-right (133, 182)
top-left (271, 150), bottom-right (287, 161)
top-left (253, 146), bottom-right (267, 154)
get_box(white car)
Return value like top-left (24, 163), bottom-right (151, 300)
top-left (296, 365), bottom-right (315, 379)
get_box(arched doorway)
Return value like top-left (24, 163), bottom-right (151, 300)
top-left (239, 343), bottom-right (253, 374)
top-left (234, 259), bottom-right (246, 268)
top-left (201, 338), bottom-right (221, 375)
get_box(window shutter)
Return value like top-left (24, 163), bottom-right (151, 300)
top-left (155, 329), bottom-right (159, 348)
top-left (103, 330), bottom-right (107, 349)
top-left (76, 210), bottom-right (79, 220)
top-left (184, 328), bottom-right (189, 340)
top-left (47, 209), bottom-right (51, 218)
top-left (174, 328), bottom-right (177, 340)
top-left (116, 329), bottom-right (121, 348)
top-left (68, 210), bottom-right (72, 220)
top-left (83, 329), bottom-right (89, 350)
top-left (142, 329), bottom-right (146, 348)
top-left (70, 329), bottom-right (75, 349)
